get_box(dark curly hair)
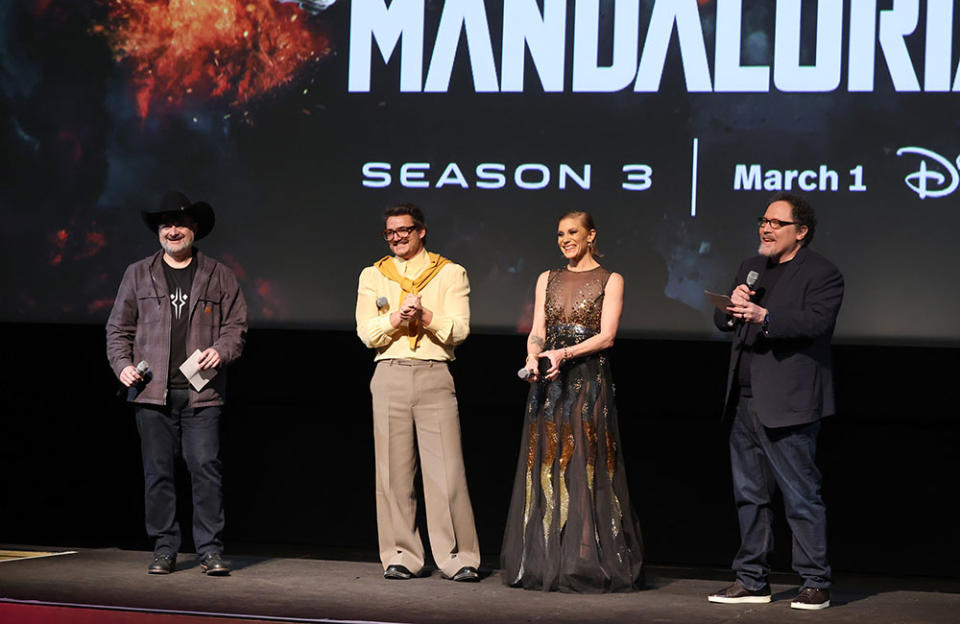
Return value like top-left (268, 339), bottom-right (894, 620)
top-left (769, 192), bottom-right (816, 246)
top-left (384, 202), bottom-right (426, 229)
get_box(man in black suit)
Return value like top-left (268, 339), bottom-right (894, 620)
top-left (708, 193), bottom-right (844, 611)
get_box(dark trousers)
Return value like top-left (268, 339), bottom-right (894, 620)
top-left (729, 397), bottom-right (830, 590)
top-left (135, 388), bottom-right (224, 556)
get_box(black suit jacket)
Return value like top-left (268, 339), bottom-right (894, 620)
top-left (714, 246), bottom-right (844, 428)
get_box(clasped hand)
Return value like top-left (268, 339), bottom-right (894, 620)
top-left (522, 349), bottom-right (563, 383)
top-left (399, 294), bottom-right (422, 321)
top-left (391, 294), bottom-right (422, 328)
top-left (725, 284), bottom-right (767, 324)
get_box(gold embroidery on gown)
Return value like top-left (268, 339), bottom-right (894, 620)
top-left (541, 420), bottom-right (558, 543)
top-left (558, 424), bottom-right (574, 531)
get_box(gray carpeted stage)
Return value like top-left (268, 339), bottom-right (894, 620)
top-left (1, 546), bottom-right (958, 623)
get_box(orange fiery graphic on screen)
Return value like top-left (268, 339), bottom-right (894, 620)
top-left (48, 224), bottom-right (108, 266)
top-left (97, 0), bottom-right (330, 117)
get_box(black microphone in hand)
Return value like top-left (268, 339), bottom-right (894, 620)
top-left (518, 356), bottom-right (551, 380)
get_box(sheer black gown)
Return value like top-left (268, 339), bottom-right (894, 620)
top-left (501, 266), bottom-right (644, 592)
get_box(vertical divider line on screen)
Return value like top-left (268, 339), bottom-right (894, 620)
top-left (690, 137), bottom-right (699, 218)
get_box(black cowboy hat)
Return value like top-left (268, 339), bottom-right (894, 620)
top-left (141, 191), bottom-right (215, 240)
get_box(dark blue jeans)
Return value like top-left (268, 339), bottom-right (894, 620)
top-left (729, 397), bottom-right (830, 590)
top-left (135, 388), bottom-right (223, 556)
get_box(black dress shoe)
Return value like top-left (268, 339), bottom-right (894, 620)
top-left (383, 564), bottom-right (414, 580)
top-left (199, 552), bottom-right (230, 576)
top-left (147, 554), bottom-right (176, 574)
top-left (443, 566), bottom-right (480, 582)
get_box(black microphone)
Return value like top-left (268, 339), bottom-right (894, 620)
top-left (518, 356), bottom-right (551, 380)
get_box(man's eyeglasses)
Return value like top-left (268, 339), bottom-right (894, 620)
top-left (382, 225), bottom-right (419, 241)
top-left (757, 217), bottom-right (798, 230)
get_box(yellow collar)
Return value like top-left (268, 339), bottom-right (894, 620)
top-left (391, 247), bottom-right (430, 276)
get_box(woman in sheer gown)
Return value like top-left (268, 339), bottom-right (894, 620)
top-left (501, 211), bottom-right (643, 593)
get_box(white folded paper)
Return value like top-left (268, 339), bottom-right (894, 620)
top-left (179, 349), bottom-right (218, 391)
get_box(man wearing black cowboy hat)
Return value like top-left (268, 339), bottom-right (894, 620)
top-left (107, 191), bottom-right (247, 576)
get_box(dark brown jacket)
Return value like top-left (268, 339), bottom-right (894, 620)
top-left (106, 250), bottom-right (247, 407)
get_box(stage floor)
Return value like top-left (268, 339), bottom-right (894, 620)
top-left (1, 546), bottom-right (958, 623)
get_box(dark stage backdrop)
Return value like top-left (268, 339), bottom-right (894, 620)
top-left (3, 325), bottom-right (959, 578)
top-left (3, 1), bottom-right (960, 343)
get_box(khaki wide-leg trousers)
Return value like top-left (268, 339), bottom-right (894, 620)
top-left (371, 359), bottom-right (480, 577)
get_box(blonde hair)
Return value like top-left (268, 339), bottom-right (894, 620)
top-left (559, 210), bottom-right (602, 258)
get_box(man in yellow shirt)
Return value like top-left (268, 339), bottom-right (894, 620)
top-left (356, 203), bottom-right (481, 582)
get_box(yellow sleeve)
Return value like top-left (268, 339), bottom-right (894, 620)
top-left (424, 264), bottom-right (470, 346)
top-left (356, 267), bottom-right (398, 348)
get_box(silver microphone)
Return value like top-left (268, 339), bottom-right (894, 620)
top-left (518, 357), bottom-right (550, 380)
top-left (376, 296), bottom-right (388, 309)
top-left (726, 271), bottom-right (760, 327)
top-left (118, 360), bottom-right (150, 400)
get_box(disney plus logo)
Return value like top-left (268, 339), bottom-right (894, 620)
top-left (896, 147), bottom-right (960, 199)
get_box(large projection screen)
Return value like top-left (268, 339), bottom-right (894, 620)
top-left (2, 1), bottom-right (959, 344)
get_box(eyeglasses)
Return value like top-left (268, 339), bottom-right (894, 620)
top-left (757, 217), bottom-right (798, 230)
top-left (382, 225), bottom-right (419, 241)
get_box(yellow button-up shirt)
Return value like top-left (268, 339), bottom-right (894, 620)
top-left (356, 247), bottom-right (470, 361)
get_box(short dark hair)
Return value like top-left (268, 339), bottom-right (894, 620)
top-left (769, 192), bottom-right (816, 246)
top-left (384, 203), bottom-right (425, 229)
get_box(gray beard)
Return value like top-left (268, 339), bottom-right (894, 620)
top-left (161, 239), bottom-right (194, 261)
